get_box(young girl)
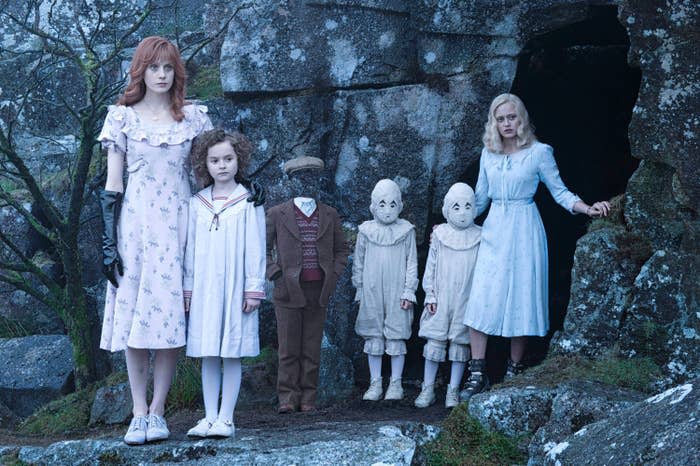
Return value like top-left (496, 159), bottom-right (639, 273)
top-left (183, 129), bottom-right (266, 438)
top-left (415, 183), bottom-right (480, 408)
top-left (353, 179), bottom-right (418, 401)
top-left (99, 36), bottom-right (214, 445)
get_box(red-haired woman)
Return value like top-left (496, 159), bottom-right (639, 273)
top-left (97, 36), bottom-right (211, 445)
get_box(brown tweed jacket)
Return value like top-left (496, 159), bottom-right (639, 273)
top-left (265, 200), bottom-right (349, 307)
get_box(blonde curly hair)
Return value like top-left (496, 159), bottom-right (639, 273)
top-left (191, 129), bottom-right (253, 188)
top-left (482, 93), bottom-right (536, 153)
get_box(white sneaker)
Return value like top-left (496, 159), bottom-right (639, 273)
top-left (383, 378), bottom-right (404, 401)
top-left (208, 419), bottom-right (234, 438)
top-left (145, 413), bottom-right (170, 442)
top-left (445, 384), bottom-right (460, 408)
top-left (414, 382), bottom-right (436, 408)
top-left (363, 377), bottom-right (383, 401)
top-left (123, 415), bottom-right (148, 445)
top-left (187, 418), bottom-right (212, 438)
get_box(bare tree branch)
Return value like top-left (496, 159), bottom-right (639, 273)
top-left (0, 271), bottom-right (57, 310)
top-left (0, 130), bottom-right (64, 230)
top-left (0, 189), bottom-right (55, 241)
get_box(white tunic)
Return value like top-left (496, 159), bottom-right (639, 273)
top-left (464, 142), bottom-right (580, 337)
top-left (184, 184), bottom-right (266, 358)
top-left (418, 223), bottom-right (480, 343)
top-left (353, 219), bottom-right (418, 341)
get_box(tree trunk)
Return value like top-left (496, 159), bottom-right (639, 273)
top-left (61, 243), bottom-right (109, 388)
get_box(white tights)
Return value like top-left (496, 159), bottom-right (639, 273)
top-left (422, 360), bottom-right (467, 387)
top-left (201, 357), bottom-right (242, 423)
top-left (367, 354), bottom-right (406, 381)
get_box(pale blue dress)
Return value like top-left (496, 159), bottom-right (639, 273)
top-left (463, 141), bottom-right (581, 337)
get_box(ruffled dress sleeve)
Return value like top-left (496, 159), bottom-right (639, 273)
top-left (190, 104), bottom-right (214, 138)
top-left (98, 105), bottom-right (127, 154)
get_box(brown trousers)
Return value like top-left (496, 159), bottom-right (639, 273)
top-left (274, 280), bottom-right (326, 407)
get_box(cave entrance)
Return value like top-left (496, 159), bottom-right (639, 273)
top-left (476, 6), bottom-right (641, 375)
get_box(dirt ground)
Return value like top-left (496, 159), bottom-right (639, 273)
top-left (0, 385), bottom-right (450, 447)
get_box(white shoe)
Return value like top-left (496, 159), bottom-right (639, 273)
top-left (187, 418), bottom-right (212, 438)
top-left (123, 415), bottom-right (148, 445)
top-left (414, 382), bottom-right (436, 408)
top-left (445, 384), bottom-right (460, 408)
top-left (363, 377), bottom-right (383, 401)
top-left (383, 378), bottom-right (404, 401)
top-left (208, 419), bottom-right (234, 438)
top-left (145, 413), bottom-right (169, 442)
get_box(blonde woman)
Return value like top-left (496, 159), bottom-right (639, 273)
top-left (460, 94), bottom-right (610, 400)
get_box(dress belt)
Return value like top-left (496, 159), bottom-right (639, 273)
top-left (491, 198), bottom-right (534, 206)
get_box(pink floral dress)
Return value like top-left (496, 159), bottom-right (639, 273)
top-left (98, 104), bottom-right (212, 351)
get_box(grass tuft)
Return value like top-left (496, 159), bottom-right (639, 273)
top-left (166, 356), bottom-right (202, 414)
top-left (242, 346), bottom-right (275, 366)
top-left (420, 403), bottom-right (526, 466)
top-left (0, 316), bottom-right (31, 339)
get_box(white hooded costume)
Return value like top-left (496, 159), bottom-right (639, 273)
top-left (418, 183), bottom-right (481, 362)
top-left (352, 179), bottom-right (418, 356)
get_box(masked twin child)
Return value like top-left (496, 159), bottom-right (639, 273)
top-left (353, 180), bottom-right (481, 408)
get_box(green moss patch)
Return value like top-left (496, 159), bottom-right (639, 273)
top-left (499, 353), bottom-right (661, 393)
top-left (188, 65), bottom-right (223, 99)
top-left (15, 371), bottom-right (129, 436)
top-left (420, 403), bottom-right (526, 466)
top-left (17, 387), bottom-right (95, 436)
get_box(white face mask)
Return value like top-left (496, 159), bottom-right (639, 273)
top-left (442, 183), bottom-right (476, 230)
top-left (446, 199), bottom-right (474, 229)
top-left (370, 179), bottom-right (403, 225)
top-left (373, 198), bottom-right (401, 225)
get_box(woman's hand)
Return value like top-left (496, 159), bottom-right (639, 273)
top-left (400, 299), bottom-right (412, 310)
top-left (243, 298), bottom-right (261, 313)
top-left (425, 303), bottom-right (437, 315)
top-left (587, 201), bottom-right (611, 218)
top-left (184, 297), bottom-right (191, 313)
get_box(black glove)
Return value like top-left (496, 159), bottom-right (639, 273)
top-left (237, 176), bottom-right (266, 207)
top-left (99, 190), bottom-right (124, 288)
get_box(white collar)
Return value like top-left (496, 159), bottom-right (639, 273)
top-left (294, 197), bottom-right (317, 217)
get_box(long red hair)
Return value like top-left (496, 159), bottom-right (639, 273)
top-left (118, 36), bottom-right (186, 121)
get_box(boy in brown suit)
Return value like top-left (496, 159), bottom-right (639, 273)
top-left (266, 156), bottom-right (349, 413)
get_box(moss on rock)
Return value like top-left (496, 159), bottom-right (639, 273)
top-left (419, 403), bottom-right (526, 466)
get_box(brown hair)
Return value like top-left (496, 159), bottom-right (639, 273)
top-left (191, 129), bottom-right (254, 188)
top-left (118, 36), bottom-right (186, 121)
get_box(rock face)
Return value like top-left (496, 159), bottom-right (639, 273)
top-left (619, 250), bottom-right (700, 387)
top-left (619, 2), bottom-right (700, 213)
top-left (89, 382), bottom-right (132, 426)
top-left (317, 336), bottom-right (355, 404)
top-left (468, 386), bottom-right (556, 437)
top-left (220, 1), bottom-right (413, 92)
top-left (542, 379), bottom-right (700, 466)
top-left (551, 226), bottom-right (645, 357)
top-left (3, 421), bottom-right (438, 466)
top-left (527, 381), bottom-right (644, 466)
top-left (551, 0), bottom-right (700, 388)
top-left (0, 336), bottom-right (74, 417)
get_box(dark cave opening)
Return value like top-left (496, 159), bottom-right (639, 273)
top-left (464, 6), bottom-right (641, 379)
